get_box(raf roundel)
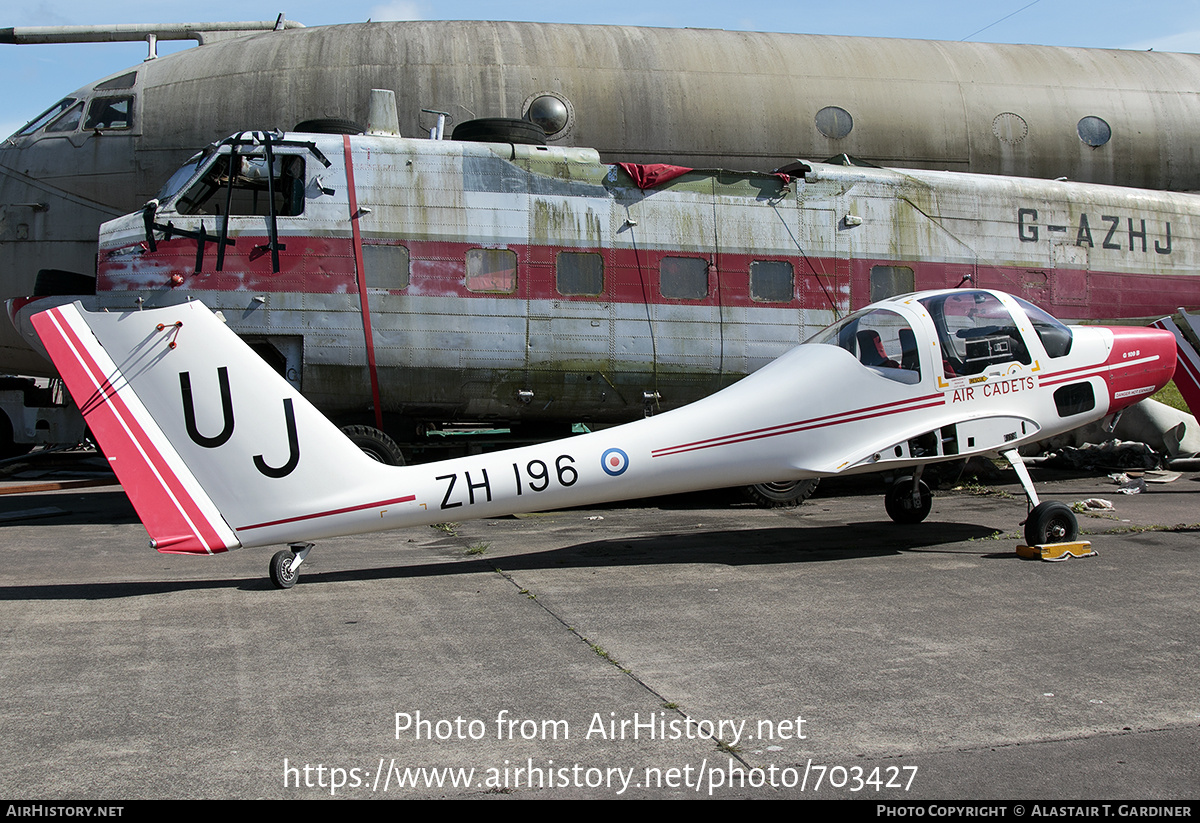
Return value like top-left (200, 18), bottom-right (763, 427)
top-left (601, 448), bottom-right (629, 476)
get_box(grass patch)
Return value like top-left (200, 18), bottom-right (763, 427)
top-left (952, 481), bottom-right (1012, 499)
top-left (1151, 381), bottom-right (1189, 413)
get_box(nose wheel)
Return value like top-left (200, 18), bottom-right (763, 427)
top-left (1002, 449), bottom-right (1079, 547)
top-left (269, 543), bottom-right (313, 589)
top-left (1023, 501), bottom-right (1079, 546)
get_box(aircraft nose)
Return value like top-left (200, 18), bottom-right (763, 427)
top-left (1103, 326), bottom-right (1177, 413)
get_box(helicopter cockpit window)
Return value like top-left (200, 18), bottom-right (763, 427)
top-left (45, 102), bottom-right (84, 134)
top-left (919, 292), bottom-right (1031, 377)
top-left (84, 96), bottom-right (133, 130)
top-left (807, 308), bottom-right (922, 384)
top-left (13, 98), bottom-right (76, 138)
top-left (94, 72), bottom-right (137, 91)
top-left (155, 151), bottom-right (209, 203)
top-left (175, 153), bottom-right (306, 217)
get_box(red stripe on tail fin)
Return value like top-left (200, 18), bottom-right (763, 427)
top-left (32, 305), bottom-right (238, 555)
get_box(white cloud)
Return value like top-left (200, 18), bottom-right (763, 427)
top-left (369, 1), bottom-right (427, 21)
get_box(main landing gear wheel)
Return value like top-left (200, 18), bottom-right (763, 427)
top-left (885, 477), bottom-right (933, 524)
top-left (1023, 501), bottom-right (1079, 546)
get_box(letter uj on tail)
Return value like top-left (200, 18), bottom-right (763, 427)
top-left (32, 291), bottom-right (1176, 588)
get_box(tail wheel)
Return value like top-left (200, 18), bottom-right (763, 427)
top-left (744, 478), bottom-right (820, 508)
top-left (269, 550), bottom-right (299, 589)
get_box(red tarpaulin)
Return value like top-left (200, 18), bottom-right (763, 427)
top-left (616, 163), bottom-right (693, 189)
top-left (617, 162), bottom-right (792, 189)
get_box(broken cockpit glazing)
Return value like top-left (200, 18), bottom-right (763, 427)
top-left (140, 132), bottom-right (333, 273)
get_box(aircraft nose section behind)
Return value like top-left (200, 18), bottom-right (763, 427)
top-left (1102, 326), bottom-right (1177, 413)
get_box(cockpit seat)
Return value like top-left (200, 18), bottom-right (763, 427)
top-left (857, 330), bottom-right (898, 368)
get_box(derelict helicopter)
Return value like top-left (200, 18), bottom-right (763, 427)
top-left (5, 16), bottom-right (1200, 379)
top-left (6, 112), bottom-right (1199, 508)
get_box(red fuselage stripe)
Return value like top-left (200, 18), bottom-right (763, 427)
top-left (99, 237), bottom-right (1200, 322)
top-left (238, 494), bottom-right (417, 531)
top-left (653, 395), bottom-right (946, 458)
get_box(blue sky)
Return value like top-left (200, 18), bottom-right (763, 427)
top-left (6, 0), bottom-right (1200, 137)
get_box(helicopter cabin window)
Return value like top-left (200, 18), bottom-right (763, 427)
top-left (870, 265), bottom-right (914, 301)
top-left (84, 96), bottom-right (133, 130)
top-left (94, 72), bottom-right (137, 91)
top-left (918, 292), bottom-right (1032, 377)
top-left (14, 98), bottom-right (77, 138)
top-left (556, 252), bottom-right (604, 296)
top-left (466, 248), bottom-right (517, 293)
top-left (176, 153), bottom-right (307, 218)
top-left (362, 243), bottom-right (410, 290)
top-left (750, 260), bottom-right (794, 302)
top-left (806, 308), bottom-right (922, 384)
top-left (45, 102), bottom-right (84, 133)
top-left (660, 257), bottom-right (708, 299)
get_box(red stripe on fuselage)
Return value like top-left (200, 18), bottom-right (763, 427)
top-left (237, 494), bottom-right (417, 532)
top-left (97, 237), bottom-right (1200, 322)
top-left (652, 394), bottom-right (946, 458)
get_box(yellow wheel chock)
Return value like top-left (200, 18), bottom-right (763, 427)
top-left (1015, 541), bottom-right (1095, 561)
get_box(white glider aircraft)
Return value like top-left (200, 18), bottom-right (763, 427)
top-left (33, 289), bottom-right (1175, 588)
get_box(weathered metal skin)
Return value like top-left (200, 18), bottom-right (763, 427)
top-left (4, 19), bottom-right (1200, 373)
top-left (12, 129), bottom-right (1199, 434)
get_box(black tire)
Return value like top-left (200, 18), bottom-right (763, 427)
top-left (341, 425), bottom-right (405, 465)
top-left (744, 478), bottom-right (819, 508)
top-left (885, 477), bottom-right (933, 524)
top-left (269, 550), bottom-right (299, 589)
top-left (1024, 501), bottom-right (1078, 546)
top-left (451, 117), bottom-right (547, 145)
top-left (293, 118), bottom-right (365, 135)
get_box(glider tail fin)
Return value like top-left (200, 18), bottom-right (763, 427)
top-left (33, 303), bottom-right (241, 554)
top-left (32, 301), bottom-right (396, 554)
